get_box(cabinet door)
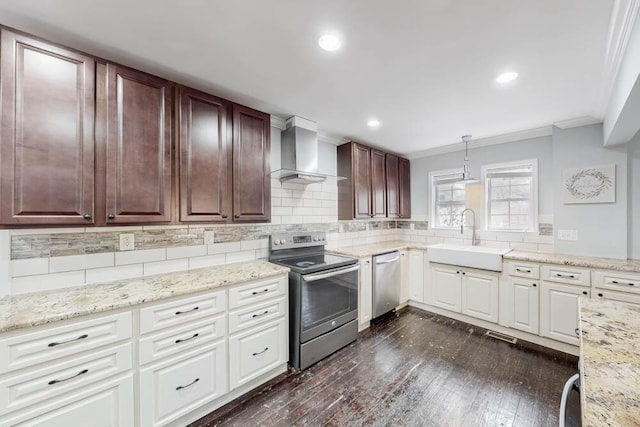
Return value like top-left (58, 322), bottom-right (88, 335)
top-left (540, 281), bottom-right (588, 345)
top-left (104, 64), bottom-right (172, 223)
top-left (359, 257), bottom-right (373, 328)
top-left (408, 250), bottom-right (424, 302)
top-left (0, 30), bottom-right (95, 225)
top-left (431, 265), bottom-right (462, 312)
top-left (178, 87), bottom-right (231, 222)
top-left (232, 104), bottom-right (271, 222)
top-left (385, 154), bottom-right (399, 218)
top-left (398, 157), bottom-right (411, 218)
top-left (461, 271), bottom-right (498, 323)
top-left (371, 149), bottom-right (387, 218)
top-left (352, 144), bottom-right (372, 219)
top-left (508, 278), bottom-right (539, 334)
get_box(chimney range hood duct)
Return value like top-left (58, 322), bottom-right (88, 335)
top-left (274, 116), bottom-right (344, 184)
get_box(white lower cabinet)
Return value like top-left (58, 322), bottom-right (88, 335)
top-left (504, 278), bottom-right (539, 335)
top-left (229, 317), bottom-right (287, 390)
top-left (408, 250), bottom-right (425, 302)
top-left (399, 251), bottom-right (409, 304)
top-left (140, 340), bottom-right (227, 427)
top-left (2, 374), bottom-right (134, 427)
top-left (540, 281), bottom-right (589, 345)
top-left (461, 271), bottom-right (498, 323)
top-left (431, 265), bottom-right (462, 312)
top-left (358, 257), bottom-right (373, 329)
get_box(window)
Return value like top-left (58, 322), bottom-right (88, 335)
top-left (482, 160), bottom-right (538, 232)
top-left (429, 169), bottom-right (465, 228)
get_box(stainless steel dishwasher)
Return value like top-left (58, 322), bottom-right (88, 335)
top-left (373, 251), bottom-right (401, 318)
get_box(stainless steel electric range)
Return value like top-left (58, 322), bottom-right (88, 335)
top-left (269, 232), bottom-right (359, 370)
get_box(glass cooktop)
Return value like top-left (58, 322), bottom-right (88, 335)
top-left (273, 253), bottom-right (357, 274)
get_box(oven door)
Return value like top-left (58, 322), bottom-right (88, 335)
top-left (299, 263), bottom-right (359, 343)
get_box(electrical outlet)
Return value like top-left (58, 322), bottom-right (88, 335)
top-left (410, 223), bottom-right (415, 230)
top-left (119, 233), bottom-right (135, 251)
top-left (557, 229), bottom-right (578, 241)
top-left (204, 230), bottom-right (215, 245)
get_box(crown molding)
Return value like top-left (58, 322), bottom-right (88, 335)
top-left (318, 132), bottom-right (349, 146)
top-left (406, 126), bottom-right (553, 159)
top-left (552, 116), bottom-right (602, 129)
top-left (270, 116), bottom-right (286, 130)
top-left (597, 0), bottom-right (640, 117)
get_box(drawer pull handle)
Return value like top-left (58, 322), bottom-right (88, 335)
top-left (176, 378), bottom-right (199, 391)
top-left (48, 334), bottom-right (89, 347)
top-left (175, 333), bottom-right (199, 344)
top-left (555, 273), bottom-right (575, 279)
top-left (175, 307), bottom-right (199, 315)
top-left (516, 268), bottom-right (531, 273)
top-left (611, 280), bottom-right (636, 286)
top-left (252, 289), bottom-right (269, 295)
top-left (252, 347), bottom-right (269, 356)
top-left (48, 369), bottom-right (89, 385)
top-left (252, 310), bottom-right (270, 318)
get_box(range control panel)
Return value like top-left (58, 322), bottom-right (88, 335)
top-left (270, 232), bottom-right (326, 250)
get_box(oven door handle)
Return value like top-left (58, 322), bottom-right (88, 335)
top-left (303, 264), bottom-right (360, 282)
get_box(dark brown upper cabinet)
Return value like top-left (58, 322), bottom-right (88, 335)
top-left (232, 104), bottom-right (271, 222)
top-left (178, 87), bottom-right (231, 222)
top-left (337, 142), bottom-right (372, 220)
top-left (371, 149), bottom-right (387, 218)
top-left (103, 64), bottom-right (172, 224)
top-left (0, 30), bottom-right (96, 225)
top-left (386, 154), bottom-right (400, 218)
top-left (338, 142), bottom-right (410, 220)
top-left (399, 157), bottom-right (411, 218)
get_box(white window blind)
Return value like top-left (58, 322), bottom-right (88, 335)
top-left (430, 170), bottom-right (465, 228)
top-left (483, 161), bottom-right (537, 232)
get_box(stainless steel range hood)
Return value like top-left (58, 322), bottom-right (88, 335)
top-left (272, 116), bottom-right (345, 185)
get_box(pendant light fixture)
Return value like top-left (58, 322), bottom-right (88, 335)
top-left (460, 135), bottom-right (479, 184)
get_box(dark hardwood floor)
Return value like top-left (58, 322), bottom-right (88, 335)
top-left (192, 308), bottom-right (580, 427)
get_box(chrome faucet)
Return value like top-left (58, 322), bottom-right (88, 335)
top-left (460, 208), bottom-right (479, 246)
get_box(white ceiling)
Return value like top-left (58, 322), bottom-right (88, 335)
top-left (0, 0), bottom-right (614, 155)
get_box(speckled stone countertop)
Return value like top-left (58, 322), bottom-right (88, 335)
top-left (329, 241), bottom-right (428, 258)
top-left (579, 298), bottom-right (640, 426)
top-left (506, 251), bottom-right (640, 273)
top-left (0, 260), bottom-right (289, 334)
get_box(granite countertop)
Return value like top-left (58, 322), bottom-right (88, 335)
top-left (0, 260), bottom-right (289, 334)
top-left (329, 240), bottom-right (428, 258)
top-left (579, 298), bottom-right (640, 426)
top-left (505, 251), bottom-right (640, 274)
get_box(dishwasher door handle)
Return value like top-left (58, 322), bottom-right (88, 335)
top-left (375, 256), bottom-right (400, 264)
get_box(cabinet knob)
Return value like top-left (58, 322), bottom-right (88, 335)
top-left (107, 214), bottom-right (115, 220)
top-left (234, 214), bottom-right (240, 219)
top-left (83, 213), bottom-right (92, 220)
top-left (582, 291), bottom-right (588, 295)
top-left (456, 271), bottom-right (460, 274)
top-left (222, 214), bottom-right (228, 219)
top-left (598, 293), bottom-right (603, 297)
top-left (462, 272), bottom-right (466, 275)
top-left (532, 283), bottom-right (537, 287)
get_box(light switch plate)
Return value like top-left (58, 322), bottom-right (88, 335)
top-left (119, 233), bottom-right (135, 251)
top-left (204, 230), bottom-right (215, 245)
top-left (557, 229), bottom-right (578, 241)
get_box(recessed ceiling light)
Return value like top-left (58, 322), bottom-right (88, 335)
top-left (367, 119), bottom-right (381, 127)
top-left (318, 34), bottom-right (341, 51)
top-left (496, 71), bottom-right (519, 83)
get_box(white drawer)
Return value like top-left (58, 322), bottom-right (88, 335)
top-left (228, 297), bottom-right (287, 334)
top-left (508, 261), bottom-right (540, 279)
top-left (229, 317), bottom-right (287, 390)
top-left (593, 290), bottom-right (640, 305)
top-left (139, 315), bottom-right (226, 365)
top-left (0, 342), bottom-right (131, 416)
top-left (541, 265), bottom-right (590, 287)
top-left (139, 290), bottom-right (226, 335)
top-left (228, 276), bottom-right (287, 309)
top-left (593, 270), bottom-right (640, 295)
top-left (0, 312), bottom-right (131, 373)
top-left (140, 341), bottom-right (227, 427)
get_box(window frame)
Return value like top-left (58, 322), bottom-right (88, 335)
top-left (429, 167), bottom-right (465, 229)
top-left (481, 159), bottom-right (539, 233)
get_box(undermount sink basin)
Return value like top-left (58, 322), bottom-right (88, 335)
top-left (426, 244), bottom-right (511, 272)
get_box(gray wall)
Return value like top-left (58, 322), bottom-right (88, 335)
top-left (410, 136), bottom-right (554, 221)
top-left (551, 124), bottom-right (628, 259)
top-left (629, 132), bottom-right (640, 259)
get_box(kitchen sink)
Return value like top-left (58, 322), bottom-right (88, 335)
top-left (426, 244), bottom-right (511, 271)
